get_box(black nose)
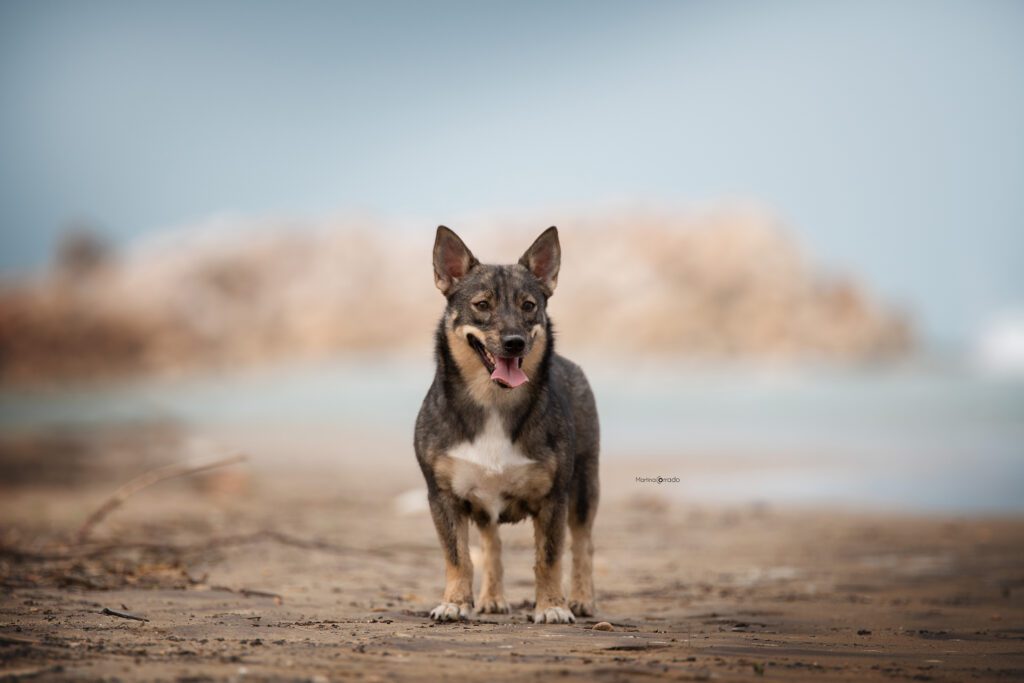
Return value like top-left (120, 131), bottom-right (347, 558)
top-left (501, 335), bottom-right (526, 355)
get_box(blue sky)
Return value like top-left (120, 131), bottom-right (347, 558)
top-left (1, 0), bottom-right (1022, 347)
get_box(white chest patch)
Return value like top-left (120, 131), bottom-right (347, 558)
top-left (446, 413), bottom-right (537, 521)
top-left (449, 413), bottom-right (531, 472)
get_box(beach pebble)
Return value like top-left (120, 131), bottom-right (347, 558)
top-left (592, 621), bottom-right (615, 631)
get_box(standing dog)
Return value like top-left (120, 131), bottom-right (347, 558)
top-left (414, 225), bottom-right (600, 624)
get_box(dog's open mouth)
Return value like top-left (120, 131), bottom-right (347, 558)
top-left (467, 334), bottom-right (529, 389)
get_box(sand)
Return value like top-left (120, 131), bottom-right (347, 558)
top-left (1, 430), bottom-right (1023, 682)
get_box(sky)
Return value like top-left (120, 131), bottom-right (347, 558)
top-left (1, 0), bottom-right (1022, 348)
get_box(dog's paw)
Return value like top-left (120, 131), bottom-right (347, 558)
top-left (475, 596), bottom-right (510, 614)
top-left (429, 602), bottom-right (471, 622)
top-left (569, 600), bottom-right (595, 618)
top-left (533, 605), bottom-right (576, 624)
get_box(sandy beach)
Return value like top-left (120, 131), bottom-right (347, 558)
top-left (4, 2), bottom-right (1023, 680)
top-left (2, 422), bottom-right (1022, 682)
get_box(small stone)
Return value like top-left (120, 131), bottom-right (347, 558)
top-left (592, 622), bottom-right (615, 631)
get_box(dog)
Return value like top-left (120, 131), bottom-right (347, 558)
top-left (414, 225), bottom-right (600, 624)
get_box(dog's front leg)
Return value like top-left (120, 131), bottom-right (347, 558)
top-left (427, 491), bottom-right (473, 621)
top-left (531, 497), bottom-right (575, 623)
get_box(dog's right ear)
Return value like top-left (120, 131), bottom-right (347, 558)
top-left (433, 226), bottom-right (478, 296)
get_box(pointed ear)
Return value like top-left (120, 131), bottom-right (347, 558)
top-left (519, 226), bottom-right (560, 296)
top-left (433, 226), bottom-right (478, 295)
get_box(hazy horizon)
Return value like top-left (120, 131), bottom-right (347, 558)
top-left (2, 0), bottom-right (1023, 348)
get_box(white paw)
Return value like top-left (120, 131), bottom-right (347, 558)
top-left (475, 597), bottom-right (510, 614)
top-left (533, 605), bottom-right (576, 624)
top-left (429, 602), bottom-right (471, 622)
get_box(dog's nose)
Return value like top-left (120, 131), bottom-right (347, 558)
top-left (501, 335), bottom-right (526, 355)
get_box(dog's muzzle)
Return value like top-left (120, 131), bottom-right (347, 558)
top-left (467, 334), bottom-right (529, 389)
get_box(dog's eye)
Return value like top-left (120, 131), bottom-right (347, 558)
top-left (522, 300), bottom-right (536, 313)
top-left (473, 300), bottom-right (490, 312)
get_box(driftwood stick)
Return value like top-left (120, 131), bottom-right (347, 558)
top-left (75, 453), bottom-right (248, 543)
top-left (101, 607), bottom-right (149, 622)
top-left (0, 529), bottom-right (413, 562)
top-left (210, 585), bottom-right (284, 604)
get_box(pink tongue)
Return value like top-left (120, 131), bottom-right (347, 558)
top-left (491, 356), bottom-right (529, 388)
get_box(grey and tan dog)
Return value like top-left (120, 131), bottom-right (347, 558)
top-left (414, 226), bottom-right (600, 624)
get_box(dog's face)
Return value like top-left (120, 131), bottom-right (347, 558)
top-left (433, 226), bottom-right (560, 394)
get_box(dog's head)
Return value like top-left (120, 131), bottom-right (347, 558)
top-left (433, 225), bottom-right (560, 394)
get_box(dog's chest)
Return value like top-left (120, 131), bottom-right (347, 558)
top-left (444, 414), bottom-right (549, 521)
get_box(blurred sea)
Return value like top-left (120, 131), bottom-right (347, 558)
top-left (1, 357), bottom-right (1021, 515)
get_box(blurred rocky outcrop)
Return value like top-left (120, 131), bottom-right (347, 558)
top-left (0, 208), bottom-right (912, 383)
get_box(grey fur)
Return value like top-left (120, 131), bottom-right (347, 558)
top-left (414, 225), bottom-right (600, 621)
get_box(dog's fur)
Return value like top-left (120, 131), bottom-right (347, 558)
top-left (414, 226), bottom-right (600, 624)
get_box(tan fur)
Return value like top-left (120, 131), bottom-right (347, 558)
top-left (433, 453), bottom-right (556, 517)
top-left (442, 515), bottom-right (473, 606)
top-left (446, 325), bottom-right (498, 406)
top-left (522, 324), bottom-right (547, 379)
top-left (446, 323), bottom-right (548, 408)
top-left (568, 520), bottom-right (595, 615)
top-left (533, 515), bottom-right (567, 612)
top-left (476, 524), bottom-right (507, 612)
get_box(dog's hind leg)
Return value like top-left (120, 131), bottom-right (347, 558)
top-left (568, 451), bottom-right (599, 617)
top-left (427, 491), bottom-right (474, 621)
top-left (475, 522), bottom-right (509, 614)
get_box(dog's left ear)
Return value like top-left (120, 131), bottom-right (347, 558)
top-left (519, 226), bottom-right (560, 296)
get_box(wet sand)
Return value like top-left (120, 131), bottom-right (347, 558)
top-left (1, 431), bottom-right (1023, 682)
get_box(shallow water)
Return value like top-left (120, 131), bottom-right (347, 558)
top-left (2, 356), bottom-right (1022, 514)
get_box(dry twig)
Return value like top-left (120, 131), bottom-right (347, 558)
top-left (0, 529), bottom-right (405, 562)
top-left (100, 607), bottom-right (149, 622)
top-left (210, 585), bottom-right (284, 604)
top-left (74, 453), bottom-right (247, 543)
